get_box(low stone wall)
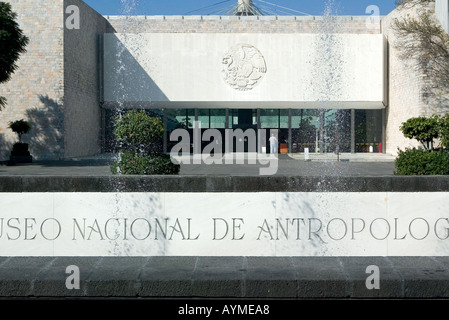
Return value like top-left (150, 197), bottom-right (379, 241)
top-left (0, 256), bottom-right (448, 299)
top-left (0, 175), bottom-right (448, 192)
top-left (0, 175), bottom-right (448, 298)
top-left (0, 176), bottom-right (448, 257)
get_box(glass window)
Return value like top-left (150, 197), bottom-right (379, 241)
top-left (187, 109), bottom-right (195, 129)
top-left (197, 109), bottom-right (210, 129)
top-left (228, 109), bottom-right (237, 128)
top-left (290, 109), bottom-right (319, 153)
top-left (166, 109), bottom-right (189, 130)
top-left (210, 109), bottom-right (226, 129)
top-left (228, 109), bottom-right (255, 129)
top-left (291, 109), bottom-right (319, 129)
top-left (323, 109), bottom-right (351, 153)
top-left (260, 109), bottom-right (279, 129)
top-left (355, 109), bottom-right (383, 153)
top-left (252, 109), bottom-right (258, 126)
top-left (280, 109), bottom-right (289, 129)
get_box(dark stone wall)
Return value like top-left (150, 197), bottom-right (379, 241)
top-left (63, 0), bottom-right (109, 158)
top-left (0, 176), bottom-right (448, 192)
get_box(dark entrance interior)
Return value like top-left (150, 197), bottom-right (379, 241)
top-left (230, 109), bottom-right (257, 152)
top-left (103, 107), bottom-right (385, 155)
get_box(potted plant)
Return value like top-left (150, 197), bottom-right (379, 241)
top-left (8, 119), bottom-right (32, 164)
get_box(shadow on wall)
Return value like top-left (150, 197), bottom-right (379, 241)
top-left (0, 133), bottom-right (12, 162)
top-left (103, 34), bottom-right (169, 105)
top-left (102, 34), bottom-right (170, 152)
top-left (423, 87), bottom-right (449, 115)
top-left (24, 95), bottom-right (64, 160)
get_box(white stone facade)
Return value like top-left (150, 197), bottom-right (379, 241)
top-left (0, 1), bottom-right (444, 159)
top-left (436, 0), bottom-right (449, 33)
top-left (103, 33), bottom-right (386, 109)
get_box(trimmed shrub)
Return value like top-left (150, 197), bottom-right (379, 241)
top-left (115, 110), bottom-right (164, 156)
top-left (111, 110), bottom-right (179, 175)
top-left (399, 116), bottom-right (440, 150)
top-left (394, 148), bottom-right (449, 175)
top-left (111, 152), bottom-right (180, 175)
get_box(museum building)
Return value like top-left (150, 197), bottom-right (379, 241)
top-left (0, 0), bottom-right (447, 159)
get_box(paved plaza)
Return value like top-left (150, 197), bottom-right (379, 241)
top-left (0, 153), bottom-right (396, 177)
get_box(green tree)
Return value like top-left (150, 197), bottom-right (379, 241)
top-left (438, 114), bottom-right (449, 148)
top-left (400, 116), bottom-right (440, 150)
top-left (0, 2), bottom-right (29, 109)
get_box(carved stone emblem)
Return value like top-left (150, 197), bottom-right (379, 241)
top-left (222, 44), bottom-right (267, 91)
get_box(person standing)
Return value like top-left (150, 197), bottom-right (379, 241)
top-left (269, 134), bottom-right (278, 154)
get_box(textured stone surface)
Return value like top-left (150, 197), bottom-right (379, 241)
top-left (105, 15), bottom-right (382, 34)
top-left (381, 4), bottom-right (444, 155)
top-left (1, 0), bottom-right (108, 160)
top-left (0, 175), bottom-right (449, 192)
top-left (1, 0), bottom-right (65, 160)
top-left (0, 257), bottom-right (447, 298)
top-left (63, 0), bottom-right (108, 158)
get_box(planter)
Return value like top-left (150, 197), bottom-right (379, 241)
top-left (8, 155), bottom-right (33, 165)
top-left (8, 142), bottom-right (33, 165)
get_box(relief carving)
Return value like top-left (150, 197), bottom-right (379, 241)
top-left (222, 44), bottom-right (267, 91)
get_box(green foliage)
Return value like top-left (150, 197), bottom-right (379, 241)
top-left (115, 110), bottom-right (164, 156)
top-left (0, 2), bottom-right (29, 109)
top-left (0, 2), bottom-right (29, 82)
top-left (395, 148), bottom-right (449, 175)
top-left (400, 116), bottom-right (440, 150)
top-left (439, 114), bottom-right (449, 148)
top-left (112, 110), bottom-right (179, 175)
top-left (111, 152), bottom-right (180, 175)
top-left (396, 114), bottom-right (449, 175)
top-left (8, 119), bottom-right (31, 141)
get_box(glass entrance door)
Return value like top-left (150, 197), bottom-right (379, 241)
top-left (229, 109), bottom-right (257, 152)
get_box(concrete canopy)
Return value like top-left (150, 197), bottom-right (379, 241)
top-left (103, 32), bottom-right (387, 110)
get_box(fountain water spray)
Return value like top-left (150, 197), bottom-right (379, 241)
top-left (310, 0), bottom-right (346, 157)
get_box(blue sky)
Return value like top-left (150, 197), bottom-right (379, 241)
top-left (83, 0), bottom-right (397, 16)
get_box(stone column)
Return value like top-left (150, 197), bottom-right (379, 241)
top-left (288, 109), bottom-right (292, 153)
top-left (163, 109), bottom-right (168, 154)
top-left (351, 109), bottom-right (356, 154)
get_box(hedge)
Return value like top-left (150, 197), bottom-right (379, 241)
top-left (111, 152), bottom-right (180, 175)
top-left (394, 148), bottom-right (449, 175)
